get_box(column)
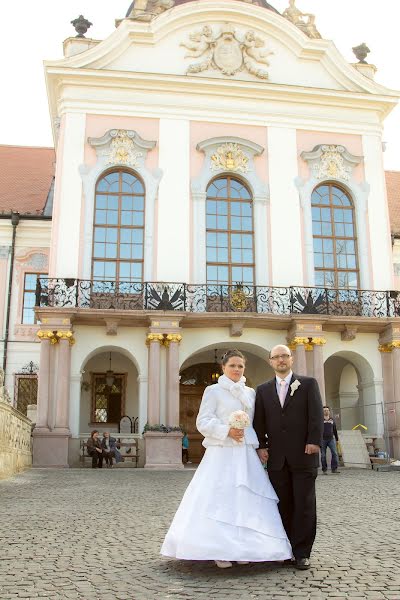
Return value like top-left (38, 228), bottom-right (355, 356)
top-left (268, 127), bottom-right (303, 286)
top-left (391, 343), bottom-right (400, 458)
top-left (157, 119), bottom-right (190, 282)
top-left (253, 196), bottom-right (270, 286)
top-left (35, 332), bottom-right (54, 429)
top-left (147, 334), bottom-right (164, 425)
top-left (54, 332), bottom-right (74, 431)
top-left (290, 338), bottom-right (308, 375)
top-left (312, 338), bottom-right (326, 404)
top-left (138, 375), bottom-right (148, 436)
top-left (192, 192), bottom-right (207, 283)
top-left (69, 375), bottom-right (81, 438)
top-left (362, 133), bottom-right (393, 289)
top-left (165, 334), bottom-right (182, 426)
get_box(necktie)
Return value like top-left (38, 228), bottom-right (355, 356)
top-left (279, 380), bottom-right (287, 407)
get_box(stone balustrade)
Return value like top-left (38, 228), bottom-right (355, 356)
top-left (0, 400), bottom-right (32, 479)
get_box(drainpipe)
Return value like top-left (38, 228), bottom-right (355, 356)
top-left (2, 212), bottom-right (20, 376)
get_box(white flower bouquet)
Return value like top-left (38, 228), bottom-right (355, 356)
top-left (228, 410), bottom-right (250, 444)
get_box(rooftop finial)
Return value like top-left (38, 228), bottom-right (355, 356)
top-left (71, 15), bottom-right (93, 38)
top-left (352, 43), bottom-right (370, 64)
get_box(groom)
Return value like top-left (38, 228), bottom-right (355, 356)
top-left (253, 344), bottom-right (323, 570)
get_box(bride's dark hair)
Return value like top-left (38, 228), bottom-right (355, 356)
top-left (221, 349), bottom-right (246, 366)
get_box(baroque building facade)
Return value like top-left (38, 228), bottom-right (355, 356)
top-left (1, 0), bottom-right (400, 467)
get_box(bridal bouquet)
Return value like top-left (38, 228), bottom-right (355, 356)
top-left (228, 410), bottom-right (250, 444)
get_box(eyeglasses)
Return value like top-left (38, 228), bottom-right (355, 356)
top-left (270, 354), bottom-right (291, 361)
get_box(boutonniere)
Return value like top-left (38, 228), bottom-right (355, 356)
top-left (290, 379), bottom-right (301, 396)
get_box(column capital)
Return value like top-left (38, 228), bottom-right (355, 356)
top-left (56, 330), bottom-right (75, 345)
top-left (146, 333), bottom-right (164, 346)
top-left (37, 330), bottom-right (58, 345)
top-left (390, 341), bottom-right (400, 350)
top-left (164, 334), bottom-right (182, 347)
top-left (378, 343), bottom-right (392, 353)
top-left (290, 337), bottom-right (309, 346)
top-left (311, 337), bottom-right (326, 345)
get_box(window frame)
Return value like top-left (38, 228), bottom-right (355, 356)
top-left (206, 175), bottom-right (255, 287)
top-left (91, 168), bottom-right (145, 283)
top-left (311, 182), bottom-right (359, 289)
top-left (21, 273), bottom-right (48, 325)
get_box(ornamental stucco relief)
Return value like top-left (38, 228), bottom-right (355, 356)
top-left (88, 129), bottom-right (156, 169)
top-left (210, 143), bottom-right (249, 173)
top-left (301, 145), bottom-right (363, 182)
top-left (181, 23), bottom-right (273, 79)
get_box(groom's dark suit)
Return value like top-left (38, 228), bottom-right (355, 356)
top-left (254, 374), bottom-right (323, 560)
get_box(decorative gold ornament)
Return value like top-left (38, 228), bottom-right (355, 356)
top-left (313, 146), bottom-right (351, 181)
top-left (56, 331), bottom-right (75, 346)
top-left (181, 23), bottom-right (272, 79)
top-left (108, 130), bottom-right (143, 167)
top-left (291, 337), bottom-right (309, 346)
top-left (311, 337), bottom-right (326, 345)
top-left (390, 341), bottom-right (400, 349)
top-left (37, 330), bottom-right (57, 343)
top-left (211, 143), bottom-right (249, 173)
top-left (146, 333), bottom-right (165, 346)
top-left (164, 334), bottom-right (183, 347)
top-left (304, 344), bottom-right (313, 352)
top-left (230, 286), bottom-right (249, 312)
top-left (378, 344), bottom-right (392, 353)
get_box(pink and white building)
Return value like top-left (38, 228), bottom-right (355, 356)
top-left (1, 0), bottom-right (400, 467)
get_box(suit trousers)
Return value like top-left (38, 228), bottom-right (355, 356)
top-left (268, 461), bottom-right (317, 559)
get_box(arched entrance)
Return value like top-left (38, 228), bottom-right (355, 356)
top-left (324, 351), bottom-right (381, 435)
top-left (79, 347), bottom-right (140, 435)
top-left (179, 344), bottom-right (273, 463)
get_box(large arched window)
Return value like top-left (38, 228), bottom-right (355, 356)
top-left (206, 176), bottom-right (255, 286)
top-left (311, 183), bottom-right (359, 289)
top-left (92, 170), bottom-right (145, 282)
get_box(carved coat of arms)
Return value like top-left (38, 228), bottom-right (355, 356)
top-left (181, 23), bottom-right (273, 79)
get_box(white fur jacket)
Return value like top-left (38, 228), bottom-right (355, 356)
top-left (196, 376), bottom-right (259, 448)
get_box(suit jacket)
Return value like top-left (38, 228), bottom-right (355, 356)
top-left (254, 374), bottom-right (323, 470)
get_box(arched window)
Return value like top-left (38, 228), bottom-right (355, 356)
top-left (206, 176), bottom-right (255, 286)
top-left (311, 183), bottom-right (359, 289)
top-left (92, 170), bottom-right (145, 282)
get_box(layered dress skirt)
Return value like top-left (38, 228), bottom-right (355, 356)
top-left (161, 443), bottom-right (292, 562)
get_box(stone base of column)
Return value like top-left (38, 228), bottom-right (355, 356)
top-left (32, 429), bottom-right (71, 468)
top-left (389, 431), bottom-right (400, 460)
top-left (144, 432), bottom-right (184, 470)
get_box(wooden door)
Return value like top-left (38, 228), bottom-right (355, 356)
top-left (179, 385), bottom-right (206, 463)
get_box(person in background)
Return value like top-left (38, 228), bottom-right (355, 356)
top-left (86, 430), bottom-right (103, 469)
top-left (101, 431), bottom-right (119, 468)
top-left (321, 406), bottom-right (340, 474)
top-left (182, 432), bottom-right (190, 464)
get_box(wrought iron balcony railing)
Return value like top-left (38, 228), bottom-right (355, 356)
top-left (34, 278), bottom-right (400, 318)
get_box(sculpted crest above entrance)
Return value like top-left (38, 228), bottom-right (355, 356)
top-left (181, 23), bottom-right (273, 79)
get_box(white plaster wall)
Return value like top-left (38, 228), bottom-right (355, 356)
top-left (156, 118), bottom-right (190, 281)
top-left (51, 112), bottom-right (86, 278)
top-left (268, 127), bottom-right (303, 286)
top-left (339, 364), bottom-right (360, 430)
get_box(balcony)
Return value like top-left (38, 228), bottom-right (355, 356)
top-left (35, 279), bottom-right (400, 318)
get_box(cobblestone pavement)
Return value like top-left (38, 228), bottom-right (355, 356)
top-left (0, 468), bottom-right (399, 600)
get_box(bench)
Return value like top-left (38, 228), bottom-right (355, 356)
top-left (80, 439), bottom-right (140, 467)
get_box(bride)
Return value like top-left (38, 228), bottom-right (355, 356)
top-left (161, 349), bottom-right (292, 568)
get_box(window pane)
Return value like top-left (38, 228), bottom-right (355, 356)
top-left (95, 228), bottom-right (106, 242)
top-left (207, 248), bottom-right (217, 261)
top-left (133, 212), bottom-right (144, 226)
top-left (206, 215), bottom-right (216, 229)
top-left (218, 248), bottom-right (228, 262)
top-left (231, 249), bottom-right (242, 263)
top-left (321, 222), bottom-right (332, 235)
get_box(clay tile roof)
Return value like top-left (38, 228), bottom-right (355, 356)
top-left (386, 170), bottom-right (400, 236)
top-left (0, 145), bottom-right (55, 215)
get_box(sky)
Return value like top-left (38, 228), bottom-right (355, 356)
top-left (1, 0), bottom-right (399, 170)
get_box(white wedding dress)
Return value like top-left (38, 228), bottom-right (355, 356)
top-left (161, 376), bottom-right (292, 562)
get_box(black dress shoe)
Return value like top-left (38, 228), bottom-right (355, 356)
top-left (295, 558), bottom-right (311, 570)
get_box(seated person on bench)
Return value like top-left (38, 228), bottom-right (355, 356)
top-left (86, 430), bottom-right (104, 469)
top-left (101, 431), bottom-right (122, 467)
